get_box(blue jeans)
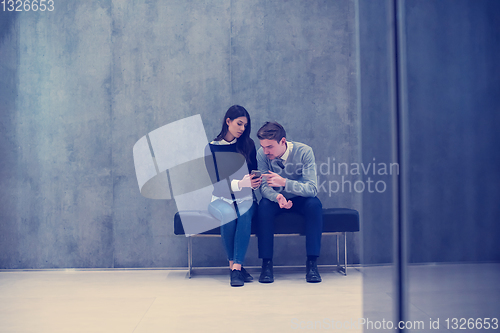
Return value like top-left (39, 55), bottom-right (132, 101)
top-left (208, 199), bottom-right (256, 265)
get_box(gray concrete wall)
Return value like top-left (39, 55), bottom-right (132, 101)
top-left (1, 3), bottom-right (115, 269)
top-left (0, 0), bottom-right (360, 269)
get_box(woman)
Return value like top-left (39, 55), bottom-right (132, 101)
top-left (205, 105), bottom-right (261, 287)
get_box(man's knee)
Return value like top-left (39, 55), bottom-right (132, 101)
top-left (259, 198), bottom-right (274, 206)
top-left (258, 198), bottom-right (278, 212)
top-left (303, 196), bottom-right (322, 211)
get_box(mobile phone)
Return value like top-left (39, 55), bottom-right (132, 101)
top-left (251, 170), bottom-right (261, 178)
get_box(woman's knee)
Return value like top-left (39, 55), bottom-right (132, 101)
top-left (209, 200), bottom-right (237, 223)
top-left (237, 200), bottom-right (255, 218)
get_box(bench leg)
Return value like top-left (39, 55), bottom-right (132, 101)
top-left (344, 232), bottom-right (347, 275)
top-left (187, 236), bottom-right (192, 278)
top-left (336, 233), bottom-right (347, 276)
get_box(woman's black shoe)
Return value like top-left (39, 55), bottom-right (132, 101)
top-left (230, 269), bottom-right (245, 287)
top-left (240, 266), bottom-right (254, 282)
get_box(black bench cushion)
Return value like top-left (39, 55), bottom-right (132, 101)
top-left (174, 208), bottom-right (359, 236)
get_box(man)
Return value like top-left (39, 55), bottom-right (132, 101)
top-left (256, 121), bottom-right (323, 283)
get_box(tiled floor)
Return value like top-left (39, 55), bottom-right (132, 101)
top-left (0, 266), bottom-right (363, 333)
top-left (1, 263), bottom-right (498, 333)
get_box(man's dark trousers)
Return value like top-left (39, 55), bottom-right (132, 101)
top-left (257, 196), bottom-right (323, 259)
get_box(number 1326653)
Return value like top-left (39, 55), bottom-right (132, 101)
top-left (2, 0), bottom-right (54, 12)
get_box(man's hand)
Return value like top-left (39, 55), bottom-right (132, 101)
top-left (263, 171), bottom-right (287, 187)
top-left (276, 194), bottom-right (293, 209)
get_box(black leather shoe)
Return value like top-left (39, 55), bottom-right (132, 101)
top-left (306, 260), bottom-right (322, 283)
top-left (259, 259), bottom-right (274, 283)
top-left (230, 269), bottom-right (244, 287)
top-left (240, 266), bottom-right (253, 282)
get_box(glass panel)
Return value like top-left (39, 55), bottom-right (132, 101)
top-left (404, 1), bottom-right (500, 331)
top-left (357, 0), bottom-right (397, 332)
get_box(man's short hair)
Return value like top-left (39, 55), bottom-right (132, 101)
top-left (257, 121), bottom-right (286, 143)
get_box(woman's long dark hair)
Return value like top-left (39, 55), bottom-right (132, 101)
top-left (214, 105), bottom-right (254, 162)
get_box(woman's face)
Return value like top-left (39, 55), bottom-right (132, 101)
top-left (226, 116), bottom-right (248, 139)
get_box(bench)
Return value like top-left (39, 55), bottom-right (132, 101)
top-left (174, 208), bottom-right (360, 278)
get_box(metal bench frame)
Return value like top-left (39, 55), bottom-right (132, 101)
top-left (185, 231), bottom-right (348, 278)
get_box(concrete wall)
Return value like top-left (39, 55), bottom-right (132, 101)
top-left (3, 0), bottom-right (498, 270)
top-left (0, 0), bottom-right (360, 269)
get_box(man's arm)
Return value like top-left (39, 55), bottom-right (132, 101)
top-left (257, 149), bottom-right (280, 202)
top-left (284, 148), bottom-right (318, 197)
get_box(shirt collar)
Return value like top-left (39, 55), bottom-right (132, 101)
top-left (278, 141), bottom-right (293, 162)
top-left (211, 138), bottom-right (237, 145)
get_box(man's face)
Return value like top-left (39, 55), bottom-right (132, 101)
top-left (260, 138), bottom-right (287, 160)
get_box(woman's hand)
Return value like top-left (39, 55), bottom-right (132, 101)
top-left (250, 174), bottom-right (262, 189)
top-left (238, 174), bottom-right (262, 189)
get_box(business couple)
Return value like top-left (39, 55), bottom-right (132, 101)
top-left (205, 105), bottom-right (323, 287)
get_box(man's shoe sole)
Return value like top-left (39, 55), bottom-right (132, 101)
top-left (306, 276), bottom-right (322, 283)
top-left (259, 276), bottom-right (274, 283)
